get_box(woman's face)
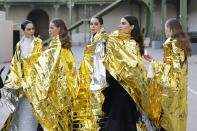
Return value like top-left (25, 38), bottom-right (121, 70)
top-left (165, 24), bottom-right (171, 38)
top-left (90, 18), bottom-right (103, 34)
top-left (23, 23), bottom-right (35, 38)
top-left (119, 18), bottom-right (134, 34)
top-left (49, 22), bottom-right (60, 37)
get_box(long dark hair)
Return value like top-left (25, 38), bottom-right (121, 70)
top-left (166, 18), bottom-right (192, 58)
top-left (21, 20), bottom-right (33, 30)
top-left (123, 15), bottom-right (144, 55)
top-left (51, 18), bottom-right (72, 48)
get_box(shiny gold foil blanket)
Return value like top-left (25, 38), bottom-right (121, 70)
top-left (150, 38), bottom-right (188, 131)
top-left (22, 35), bottom-right (78, 131)
top-left (1, 37), bottom-right (44, 131)
top-left (103, 30), bottom-right (153, 124)
top-left (72, 30), bottom-right (108, 130)
top-left (2, 37), bottom-right (44, 111)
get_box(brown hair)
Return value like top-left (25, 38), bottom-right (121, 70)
top-left (166, 18), bottom-right (192, 58)
top-left (124, 15), bottom-right (144, 55)
top-left (51, 18), bottom-right (72, 48)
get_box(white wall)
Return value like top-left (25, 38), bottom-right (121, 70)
top-left (0, 11), bottom-right (13, 62)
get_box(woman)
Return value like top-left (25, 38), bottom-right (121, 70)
top-left (102, 15), bottom-right (154, 131)
top-left (145, 18), bottom-right (192, 131)
top-left (21, 18), bottom-right (78, 131)
top-left (1, 20), bottom-right (44, 131)
top-left (72, 16), bottom-right (108, 130)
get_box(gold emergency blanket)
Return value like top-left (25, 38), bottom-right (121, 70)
top-left (22, 35), bottom-right (78, 131)
top-left (150, 39), bottom-right (188, 131)
top-left (2, 37), bottom-right (44, 111)
top-left (103, 31), bottom-right (153, 122)
top-left (72, 30), bottom-right (107, 130)
top-left (1, 37), bottom-right (44, 131)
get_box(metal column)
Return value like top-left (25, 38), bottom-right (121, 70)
top-left (138, 3), bottom-right (142, 28)
top-left (4, 4), bottom-right (10, 20)
top-left (67, 0), bottom-right (74, 26)
top-left (161, 0), bottom-right (167, 41)
top-left (147, 0), bottom-right (154, 41)
top-left (144, 6), bottom-right (148, 36)
top-left (75, 5), bottom-right (79, 33)
top-left (53, 4), bottom-right (60, 18)
top-left (180, 0), bottom-right (188, 32)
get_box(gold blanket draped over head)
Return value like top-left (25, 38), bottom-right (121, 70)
top-left (150, 38), bottom-right (188, 131)
top-left (22, 35), bottom-right (78, 131)
top-left (2, 37), bottom-right (44, 131)
top-left (103, 31), bottom-right (153, 123)
top-left (3, 37), bottom-right (44, 103)
top-left (72, 30), bottom-right (107, 130)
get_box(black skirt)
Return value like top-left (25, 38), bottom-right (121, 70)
top-left (102, 72), bottom-right (139, 131)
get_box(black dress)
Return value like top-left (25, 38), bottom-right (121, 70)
top-left (37, 124), bottom-right (44, 131)
top-left (102, 72), bottom-right (139, 131)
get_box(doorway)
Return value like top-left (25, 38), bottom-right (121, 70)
top-left (27, 9), bottom-right (49, 40)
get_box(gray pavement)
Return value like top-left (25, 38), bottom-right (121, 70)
top-left (0, 46), bottom-right (197, 130)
